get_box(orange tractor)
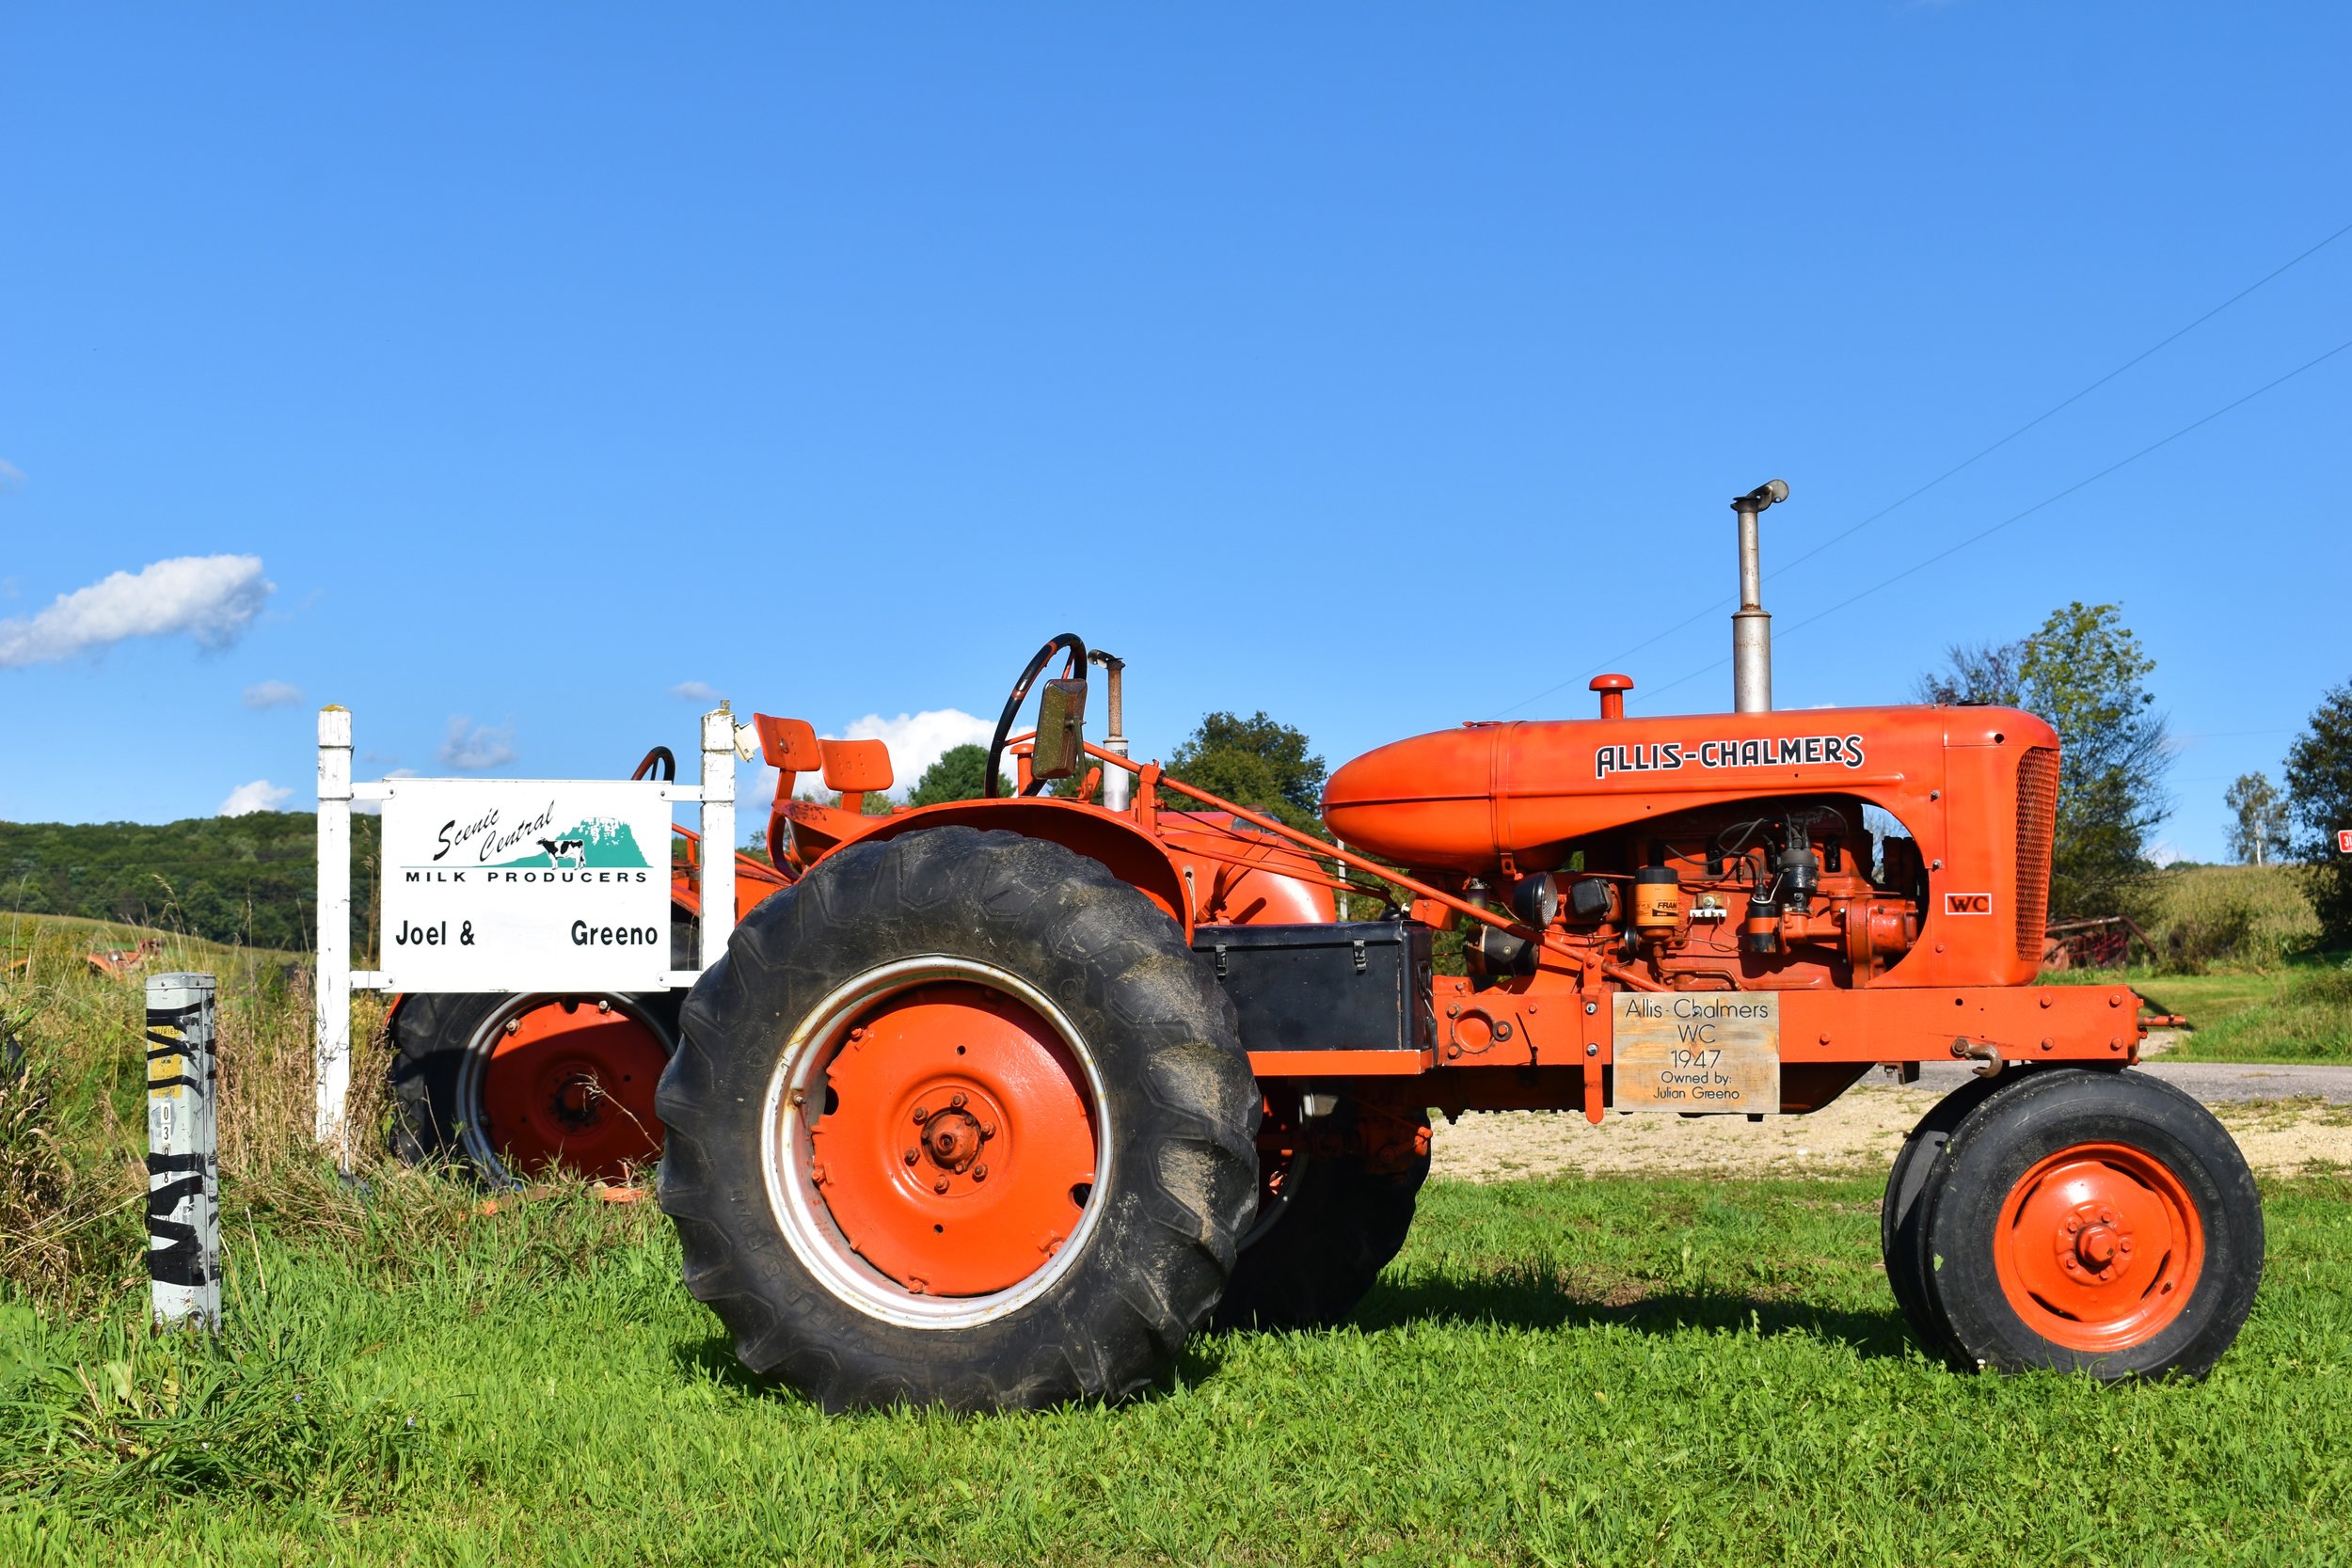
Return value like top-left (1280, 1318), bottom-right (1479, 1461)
top-left (396, 482), bottom-right (2265, 1410)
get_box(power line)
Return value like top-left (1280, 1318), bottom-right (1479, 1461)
top-left (1633, 330), bottom-right (2352, 705)
top-left (1487, 214), bottom-right (2352, 720)
top-left (1768, 213), bottom-right (2352, 583)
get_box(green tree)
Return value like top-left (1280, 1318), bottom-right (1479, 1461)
top-left (2021, 603), bottom-right (2169, 919)
top-left (908, 743), bottom-right (992, 807)
top-left (2284, 680), bottom-right (2352, 946)
top-left (1919, 602), bottom-right (2169, 919)
top-left (2224, 771), bottom-right (2290, 867)
top-left (1165, 711), bottom-right (1329, 837)
top-left (1913, 640), bottom-right (2024, 706)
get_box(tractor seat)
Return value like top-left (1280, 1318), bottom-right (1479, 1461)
top-left (753, 715), bottom-right (895, 812)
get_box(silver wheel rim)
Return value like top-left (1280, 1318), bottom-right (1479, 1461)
top-left (453, 991), bottom-right (674, 1189)
top-left (759, 955), bottom-right (1115, 1329)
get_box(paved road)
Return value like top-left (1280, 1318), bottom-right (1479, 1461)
top-left (1898, 1059), bottom-right (2352, 1104)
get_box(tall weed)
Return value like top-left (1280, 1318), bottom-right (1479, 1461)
top-left (2148, 864), bottom-right (2318, 973)
top-left (0, 915), bottom-right (419, 1315)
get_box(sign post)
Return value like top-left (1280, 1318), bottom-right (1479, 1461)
top-left (315, 707), bottom-right (352, 1156)
top-left (314, 705), bottom-right (741, 1160)
top-left (701, 707), bottom-right (738, 969)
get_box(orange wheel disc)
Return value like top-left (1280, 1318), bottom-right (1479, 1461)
top-left (1992, 1141), bottom-right (2204, 1353)
top-left (806, 980), bottom-right (1097, 1298)
top-left (469, 998), bottom-right (669, 1182)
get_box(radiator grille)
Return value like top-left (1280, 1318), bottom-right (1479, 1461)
top-left (2014, 747), bottom-right (2059, 961)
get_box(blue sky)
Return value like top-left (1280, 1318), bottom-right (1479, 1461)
top-left (2, 4), bottom-right (2345, 862)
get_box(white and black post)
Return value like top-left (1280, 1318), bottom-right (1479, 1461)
top-left (700, 705), bottom-right (738, 969)
top-left (315, 705), bottom-right (353, 1161)
top-left (146, 973), bottom-right (220, 1331)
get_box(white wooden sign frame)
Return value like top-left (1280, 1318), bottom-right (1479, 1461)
top-left (313, 705), bottom-right (741, 1158)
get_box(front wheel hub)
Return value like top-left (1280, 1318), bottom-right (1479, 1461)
top-left (1995, 1143), bottom-right (2202, 1352)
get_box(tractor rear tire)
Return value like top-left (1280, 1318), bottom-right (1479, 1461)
top-left (389, 990), bottom-right (679, 1187)
top-left (655, 826), bottom-right (1261, 1413)
top-left (1916, 1067), bottom-right (2263, 1380)
top-left (1212, 1110), bottom-right (1429, 1332)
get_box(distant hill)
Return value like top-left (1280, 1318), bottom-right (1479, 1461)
top-left (0, 812), bottom-right (380, 952)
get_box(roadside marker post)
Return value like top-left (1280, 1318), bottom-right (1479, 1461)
top-left (146, 973), bottom-right (220, 1332)
top-left (312, 705), bottom-right (743, 1160)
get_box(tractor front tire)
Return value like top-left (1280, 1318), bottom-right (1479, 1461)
top-left (656, 826), bottom-right (1261, 1413)
top-left (1880, 1070), bottom-right (2007, 1362)
top-left (1915, 1067), bottom-right (2263, 1380)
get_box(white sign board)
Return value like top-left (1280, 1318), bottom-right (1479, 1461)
top-left (378, 779), bottom-right (674, 992)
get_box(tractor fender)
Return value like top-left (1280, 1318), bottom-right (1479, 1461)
top-left (845, 800), bottom-right (1197, 934)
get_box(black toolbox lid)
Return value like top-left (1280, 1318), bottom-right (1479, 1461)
top-left (1190, 920), bottom-right (1430, 951)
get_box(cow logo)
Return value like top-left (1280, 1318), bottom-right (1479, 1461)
top-left (1944, 893), bottom-right (1993, 915)
top-left (493, 818), bottom-right (647, 869)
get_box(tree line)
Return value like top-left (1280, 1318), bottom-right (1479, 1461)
top-left (0, 811), bottom-right (381, 951)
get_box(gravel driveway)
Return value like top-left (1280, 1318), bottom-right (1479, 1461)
top-left (1430, 1037), bottom-right (2352, 1183)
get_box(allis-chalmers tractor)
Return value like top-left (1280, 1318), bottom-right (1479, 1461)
top-left (389, 482), bottom-right (2262, 1411)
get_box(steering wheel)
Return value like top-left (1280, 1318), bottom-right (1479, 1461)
top-left (984, 632), bottom-right (1089, 799)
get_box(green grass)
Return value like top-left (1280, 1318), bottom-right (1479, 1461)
top-left (2039, 963), bottom-right (2281, 1026)
top-left (8, 1168), bottom-right (2352, 1566)
top-left (2164, 961), bottom-right (2352, 1065)
top-left (2039, 956), bottom-right (2352, 1065)
top-left (7, 911), bottom-right (2351, 1564)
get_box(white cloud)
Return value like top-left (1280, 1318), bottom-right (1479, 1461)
top-left (242, 679), bottom-right (303, 709)
top-left (2148, 840), bottom-right (2185, 868)
top-left (438, 716), bottom-right (516, 771)
top-left (0, 459), bottom-right (23, 496)
top-left (218, 779), bottom-right (293, 816)
top-left (841, 708), bottom-right (997, 800)
top-left (0, 555), bottom-right (273, 669)
top-left (669, 680), bottom-right (721, 704)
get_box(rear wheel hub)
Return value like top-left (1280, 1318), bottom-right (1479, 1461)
top-left (799, 975), bottom-right (1098, 1300)
top-left (470, 998), bottom-right (667, 1182)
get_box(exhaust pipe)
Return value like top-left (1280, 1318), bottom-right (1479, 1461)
top-left (1089, 650), bottom-right (1130, 811)
top-left (1731, 479), bottom-right (1788, 713)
